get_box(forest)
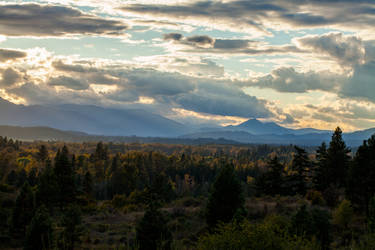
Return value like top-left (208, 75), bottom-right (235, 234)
top-left (0, 127), bottom-right (375, 249)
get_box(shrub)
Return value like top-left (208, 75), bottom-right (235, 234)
top-left (306, 190), bottom-right (326, 206)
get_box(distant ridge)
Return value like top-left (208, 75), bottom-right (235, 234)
top-left (0, 98), bottom-right (187, 137)
top-left (181, 127), bottom-right (375, 147)
top-left (0, 125), bottom-right (240, 145)
top-left (0, 99), bottom-right (374, 146)
top-left (226, 118), bottom-right (330, 135)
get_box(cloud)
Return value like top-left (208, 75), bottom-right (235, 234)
top-left (163, 33), bottom-right (301, 55)
top-left (121, 0), bottom-right (375, 34)
top-left (312, 113), bottom-right (336, 123)
top-left (248, 67), bottom-right (341, 93)
top-left (3, 52), bottom-right (272, 120)
top-left (341, 61), bottom-right (375, 102)
top-left (281, 113), bottom-right (296, 124)
top-left (163, 33), bottom-right (183, 41)
top-left (48, 76), bottom-right (89, 90)
top-left (0, 3), bottom-right (128, 37)
top-left (186, 35), bottom-right (214, 47)
top-left (0, 68), bottom-right (22, 88)
top-left (174, 82), bottom-right (271, 118)
top-left (295, 33), bottom-right (365, 65)
top-left (0, 48), bottom-right (27, 61)
top-left (52, 60), bottom-right (93, 73)
top-left (133, 55), bottom-right (225, 77)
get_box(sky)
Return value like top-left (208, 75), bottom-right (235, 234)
top-left (1, 0), bottom-right (375, 131)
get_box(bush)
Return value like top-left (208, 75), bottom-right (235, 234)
top-left (333, 199), bottom-right (353, 229)
top-left (306, 190), bottom-right (326, 206)
top-left (112, 194), bottom-right (128, 208)
top-left (197, 215), bottom-right (319, 250)
top-left (0, 183), bottom-right (14, 193)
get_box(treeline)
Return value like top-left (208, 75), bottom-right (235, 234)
top-left (0, 128), bottom-right (375, 249)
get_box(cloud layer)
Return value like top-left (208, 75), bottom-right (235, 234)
top-left (0, 3), bottom-right (128, 37)
top-left (121, 0), bottom-right (375, 35)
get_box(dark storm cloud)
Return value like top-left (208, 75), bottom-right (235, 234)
top-left (0, 49), bottom-right (27, 61)
top-left (0, 3), bottom-right (128, 37)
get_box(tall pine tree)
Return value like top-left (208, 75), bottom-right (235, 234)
top-left (24, 205), bottom-right (53, 250)
top-left (314, 142), bottom-right (329, 191)
top-left (54, 146), bottom-right (76, 208)
top-left (206, 164), bottom-right (244, 228)
top-left (136, 203), bottom-right (172, 250)
top-left (12, 182), bottom-right (34, 235)
top-left (36, 159), bottom-right (58, 210)
top-left (326, 127), bottom-right (351, 188)
top-left (289, 146), bottom-right (311, 195)
top-left (347, 135), bottom-right (375, 213)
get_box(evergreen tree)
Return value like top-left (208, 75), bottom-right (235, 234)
top-left (290, 146), bottom-right (311, 195)
top-left (36, 159), bottom-right (58, 209)
top-left (310, 208), bottom-right (332, 250)
top-left (136, 203), bottom-right (172, 250)
top-left (83, 171), bottom-right (93, 197)
top-left (110, 153), bottom-right (120, 173)
top-left (110, 163), bottom-right (137, 197)
top-left (368, 195), bottom-right (375, 233)
top-left (148, 173), bottom-right (176, 203)
top-left (61, 205), bottom-right (82, 250)
top-left (6, 170), bottom-right (17, 186)
top-left (37, 145), bottom-right (48, 162)
top-left (313, 142), bottom-right (329, 191)
top-left (12, 182), bottom-right (34, 235)
top-left (292, 205), bottom-right (313, 236)
top-left (291, 205), bottom-right (331, 250)
top-left (54, 146), bottom-right (75, 208)
top-left (326, 127), bottom-right (351, 188)
top-left (347, 135), bottom-right (375, 213)
top-left (24, 205), bottom-right (53, 250)
top-left (206, 164), bottom-right (244, 228)
top-left (16, 169), bottom-right (27, 187)
top-left (256, 157), bottom-right (284, 196)
top-left (94, 142), bottom-right (108, 161)
top-left (27, 167), bottom-right (38, 187)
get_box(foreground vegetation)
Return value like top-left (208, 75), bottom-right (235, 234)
top-left (1, 127), bottom-right (375, 249)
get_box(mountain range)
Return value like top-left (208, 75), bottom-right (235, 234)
top-left (0, 98), bottom-right (374, 146)
top-left (0, 98), bottom-right (186, 137)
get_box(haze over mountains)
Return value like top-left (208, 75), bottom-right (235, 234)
top-left (0, 98), bottom-right (186, 137)
top-left (0, 98), bottom-right (374, 146)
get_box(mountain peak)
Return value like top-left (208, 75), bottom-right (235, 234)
top-left (238, 118), bottom-right (263, 127)
top-left (226, 118), bottom-right (290, 135)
